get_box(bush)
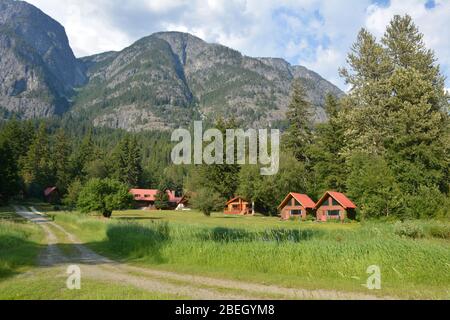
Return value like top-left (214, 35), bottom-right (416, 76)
top-left (394, 221), bottom-right (425, 239)
top-left (77, 178), bottom-right (133, 218)
top-left (427, 225), bottom-right (450, 239)
top-left (191, 188), bottom-right (225, 216)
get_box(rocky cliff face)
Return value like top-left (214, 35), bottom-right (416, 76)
top-left (0, 0), bottom-right (86, 118)
top-left (75, 32), bottom-right (343, 131)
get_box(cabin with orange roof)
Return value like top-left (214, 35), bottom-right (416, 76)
top-left (224, 196), bottom-right (252, 215)
top-left (315, 191), bottom-right (357, 221)
top-left (278, 193), bottom-right (316, 220)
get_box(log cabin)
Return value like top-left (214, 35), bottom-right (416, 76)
top-left (278, 193), bottom-right (316, 220)
top-left (44, 187), bottom-right (60, 204)
top-left (224, 197), bottom-right (252, 215)
top-left (315, 191), bottom-right (357, 221)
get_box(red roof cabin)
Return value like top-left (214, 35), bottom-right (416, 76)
top-left (44, 187), bottom-right (60, 204)
top-left (278, 193), bottom-right (316, 220)
top-left (224, 197), bottom-right (252, 215)
top-left (129, 189), bottom-right (181, 210)
top-left (315, 191), bottom-right (357, 222)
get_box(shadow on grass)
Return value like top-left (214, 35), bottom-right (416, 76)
top-left (0, 235), bottom-right (43, 280)
top-left (113, 217), bottom-right (164, 221)
top-left (96, 222), bottom-right (171, 264)
top-left (198, 227), bottom-right (324, 243)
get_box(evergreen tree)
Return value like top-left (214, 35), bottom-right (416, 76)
top-left (20, 123), bottom-right (54, 195)
top-left (309, 94), bottom-right (347, 196)
top-left (284, 79), bottom-right (314, 162)
top-left (154, 190), bottom-right (170, 210)
top-left (112, 135), bottom-right (143, 187)
top-left (339, 28), bottom-right (393, 155)
top-left (186, 118), bottom-right (241, 199)
top-left (339, 14), bottom-right (449, 216)
top-left (71, 128), bottom-right (95, 178)
top-left (0, 136), bottom-right (20, 203)
top-left (52, 128), bottom-right (72, 193)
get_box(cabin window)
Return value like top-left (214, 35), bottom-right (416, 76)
top-left (291, 210), bottom-right (303, 215)
top-left (328, 210), bottom-right (340, 216)
top-left (331, 198), bottom-right (339, 206)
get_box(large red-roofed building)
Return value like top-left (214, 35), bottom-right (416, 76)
top-left (129, 189), bottom-right (182, 210)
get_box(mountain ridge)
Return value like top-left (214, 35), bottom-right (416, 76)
top-left (0, 1), bottom-right (344, 130)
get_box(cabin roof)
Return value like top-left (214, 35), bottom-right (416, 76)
top-left (129, 189), bottom-right (181, 203)
top-left (44, 187), bottom-right (58, 197)
top-left (315, 191), bottom-right (357, 209)
top-left (226, 196), bottom-right (248, 205)
top-left (278, 193), bottom-right (316, 210)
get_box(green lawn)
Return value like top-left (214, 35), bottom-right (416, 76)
top-left (51, 209), bottom-right (450, 299)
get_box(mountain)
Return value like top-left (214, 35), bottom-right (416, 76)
top-left (0, 0), bottom-right (343, 130)
top-left (0, 0), bottom-right (86, 119)
top-left (75, 32), bottom-right (343, 131)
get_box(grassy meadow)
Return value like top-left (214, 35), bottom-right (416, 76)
top-left (0, 207), bottom-right (44, 279)
top-left (50, 209), bottom-right (450, 299)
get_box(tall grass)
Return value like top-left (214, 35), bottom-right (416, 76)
top-left (0, 208), bottom-right (43, 279)
top-left (54, 213), bottom-right (450, 298)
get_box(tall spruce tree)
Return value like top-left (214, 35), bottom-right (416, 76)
top-left (112, 135), bottom-right (143, 187)
top-left (339, 14), bottom-right (449, 216)
top-left (284, 79), bottom-right (314, 162)
top-left (52, 128), bottom-right (72, 193)
top-left (0, 135), bottom-right (20, 203)
top-left (309, 94), bottom-right (347, 196)
top-left (21, 123), bottom-right (54, 195)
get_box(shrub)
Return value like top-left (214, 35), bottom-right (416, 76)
top-left (191, 188), bottom-right (225, 216)
top-left (77, 178), bottom-right (133, 218)
top-left (394, 221), bottom-right (425, 239)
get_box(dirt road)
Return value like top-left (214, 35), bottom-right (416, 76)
top-left (13, 206), bottom-right (390, 300)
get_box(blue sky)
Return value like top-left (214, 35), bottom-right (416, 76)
top-left (27, 0), bottom-right (450, 91)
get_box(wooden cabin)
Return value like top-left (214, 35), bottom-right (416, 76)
top-left (278, 193), bottom-right (316, 220)
top-left (129, 189), bottom-right (182, 210)
top-left (44, 187), bottom-right (60, 204)
top-left (224, 197), bottom-right (252, 215)
top-left (315, 191), bottom-right (357, 221)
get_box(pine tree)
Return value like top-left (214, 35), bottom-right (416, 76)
top-left (71, 128), bottom-right (95, 178)
top-left (284, 79), bottom-right (314, 162)
top-left (0, 135), bottom-right (20, 203)
top-left (52, 128), bottom-right (72, 193)
top-left (339, 14), bottom-right (449, 216)
top-left (309, 94), bottom-right (347, 196)
top-left (20, 123), bottom-right (54, 195)
top-left (112, 135), bottom-right (143, 187)
top-left (339, 28), bottom-right (393, 156)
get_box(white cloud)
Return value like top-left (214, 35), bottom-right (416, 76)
top-left (25, 0), bottom-right (450, 90)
